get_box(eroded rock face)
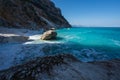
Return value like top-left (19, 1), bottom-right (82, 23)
top-left (41, 30), bottom-right (57, 40)
top-left (0, 54), bottom-right (78, 80)
top-left (0, 0), bottom-right (71, 30)
top-left (0, 54), bottom-right (120, 80)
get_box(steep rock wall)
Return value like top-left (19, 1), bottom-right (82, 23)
top-left (0, 0), bottom-right (71, 30)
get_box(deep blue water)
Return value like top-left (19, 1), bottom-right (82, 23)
top-left (47, 27), bottom-right (120, 62)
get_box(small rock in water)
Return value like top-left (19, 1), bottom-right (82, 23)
top-left (41, 30), bottom-right (57, 40)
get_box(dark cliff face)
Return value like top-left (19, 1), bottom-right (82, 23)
top-left (0, 0), bottom-right (71, 30)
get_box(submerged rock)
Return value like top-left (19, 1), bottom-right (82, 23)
top-left (41, 30), bottom-right (57, 40)
top-left (0, 54), bottom-right (120, 80)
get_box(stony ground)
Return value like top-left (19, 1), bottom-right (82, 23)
top-left (0, 54), bottom-right (120, 80)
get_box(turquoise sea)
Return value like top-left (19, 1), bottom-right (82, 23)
top-left (47, 27), bottom-right (120, 62)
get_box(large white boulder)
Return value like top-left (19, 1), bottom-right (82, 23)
top-left (41, 30), bottom-right (57, 40)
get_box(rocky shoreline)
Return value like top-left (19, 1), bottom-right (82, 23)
top-left (0, 27), bottom-right (120, 80)
top-left (0, 54), bottom-right (120, 80)
top-left (0, 0), bottom-right (120, 80)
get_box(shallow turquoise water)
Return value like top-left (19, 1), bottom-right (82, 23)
top-left (47, 27), bottom-right (120, 61)
top-left (1, 27), bottom-right (120, 65)
top-left (0, 27), bottom-right (120, 70)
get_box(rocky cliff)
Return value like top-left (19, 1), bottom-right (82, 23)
top-left (0, 0), bottom-right (71, 30)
